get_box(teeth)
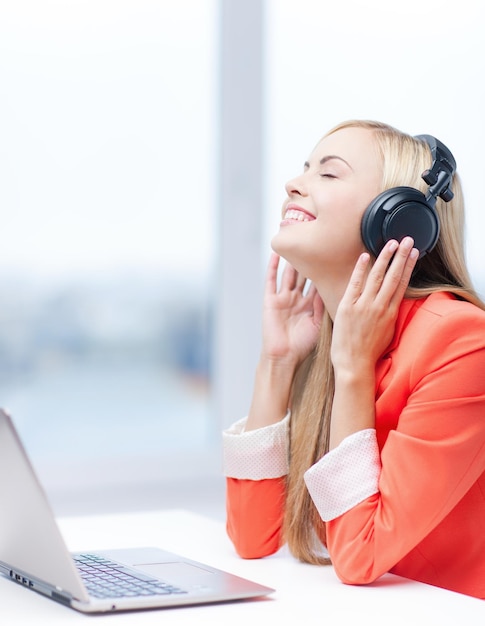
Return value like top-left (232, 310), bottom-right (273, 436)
top-left (285, 209), bottom-right (312, 221)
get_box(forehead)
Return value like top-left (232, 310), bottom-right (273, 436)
top-left (310, 127), bottom-right (382, 173)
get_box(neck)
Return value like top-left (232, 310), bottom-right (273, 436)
top-left (313, 273), bottom-right (349, 321)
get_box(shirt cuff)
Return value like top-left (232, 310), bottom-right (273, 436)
top-left (304, 429), bottom-right (381, 521)
top-left (222, 413), bottom-right (290, 479)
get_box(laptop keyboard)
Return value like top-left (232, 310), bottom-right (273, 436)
top-left (74, 554), bottom-right (187, 600)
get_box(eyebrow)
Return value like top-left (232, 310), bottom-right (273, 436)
top-left (304, 155), bottom-right (353, 170)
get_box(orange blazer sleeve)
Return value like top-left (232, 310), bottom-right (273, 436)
top-left (226, 477), bottom-right (286, 559)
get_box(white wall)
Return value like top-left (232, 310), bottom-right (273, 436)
top-left (264, 0), bottom-right (485, 293)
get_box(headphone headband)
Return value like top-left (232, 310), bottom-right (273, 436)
top-left (414, 134), bottom-right (456, 205)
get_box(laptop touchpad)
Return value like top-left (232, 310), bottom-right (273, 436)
top-left (134, 562), bottom-right (215, 587)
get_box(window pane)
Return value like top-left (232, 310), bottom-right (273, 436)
top-left (0, 0), bottom-right (217, 492)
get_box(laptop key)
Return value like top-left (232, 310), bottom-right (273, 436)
top-left (74, 554), bottom-right (187, 599)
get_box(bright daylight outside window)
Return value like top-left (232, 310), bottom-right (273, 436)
top-left (0, 1), bottom-right (217, 495)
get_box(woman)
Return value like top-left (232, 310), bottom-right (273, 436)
top-left (223, 120), bottom-right (485, 599)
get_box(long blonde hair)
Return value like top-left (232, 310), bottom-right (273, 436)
top-left (283, 120), bottom-right (485, 565)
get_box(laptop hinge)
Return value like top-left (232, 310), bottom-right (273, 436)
top-left (52, 589), bottom-right (73, 606)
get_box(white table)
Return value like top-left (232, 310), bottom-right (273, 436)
top-left (1, 509), bottom-right (483, 624)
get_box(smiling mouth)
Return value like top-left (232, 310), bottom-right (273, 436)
top-left (283, 208), bottom-right (315, 222)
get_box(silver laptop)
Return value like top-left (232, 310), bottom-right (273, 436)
top-left (0, 409), bottom-right (274, 613)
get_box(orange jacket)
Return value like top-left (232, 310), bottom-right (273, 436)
top-left (225, 292), bottom-right (485, 598)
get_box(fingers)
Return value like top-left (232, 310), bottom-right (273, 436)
top-left (266, 252), bottom-right (303, 295)
top-left (280, 263), bottom-right (305, 291)
top-left (265, 252), bottom-right (280, 296)
top-left (268, 253), bottom-right (308, 294)
top-left (344, 237), bottom-right (418, 307)
top-left (375, 237), bottom-right (418, 307)
top-left (385, 238), bottom-right (419, 307)
top-left (345, 251), bottom-right (371, 303)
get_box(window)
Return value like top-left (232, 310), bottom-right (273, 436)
top-left (0, 0), bottom-right (220, 507)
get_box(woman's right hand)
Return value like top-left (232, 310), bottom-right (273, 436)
top-left (261, 252), bottom-right (324, 367)
top-left (245, 253), bottom-right (324, 431)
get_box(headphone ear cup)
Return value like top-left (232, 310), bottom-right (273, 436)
top-left (361, 186), bottom-right (440, 258)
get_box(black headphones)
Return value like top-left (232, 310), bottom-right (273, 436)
top-left (361, 134), bottom-right (457, 258)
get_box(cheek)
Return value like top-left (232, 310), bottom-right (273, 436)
top-left (271, 224), bottom-right (363, 276)
top-left (317, 194), bottom-right (367, 240)
top-left (340, 192), bottom-right (370, 218)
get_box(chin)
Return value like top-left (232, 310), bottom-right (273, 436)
top-left (270, 231), bottom-right (291, 261)
top-left (271, 234), bottom-right (309, 275)
top-left (270, 231), bottom-right (281, 254)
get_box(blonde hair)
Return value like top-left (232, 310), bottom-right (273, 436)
top-left (283, 120), bottom-right (485, 565)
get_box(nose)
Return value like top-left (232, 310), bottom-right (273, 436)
top-left (285, 172), bottom-right (307, 197)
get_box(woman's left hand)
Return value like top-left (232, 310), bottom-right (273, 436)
top-left (331, 237), bottom-right (419, 376)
